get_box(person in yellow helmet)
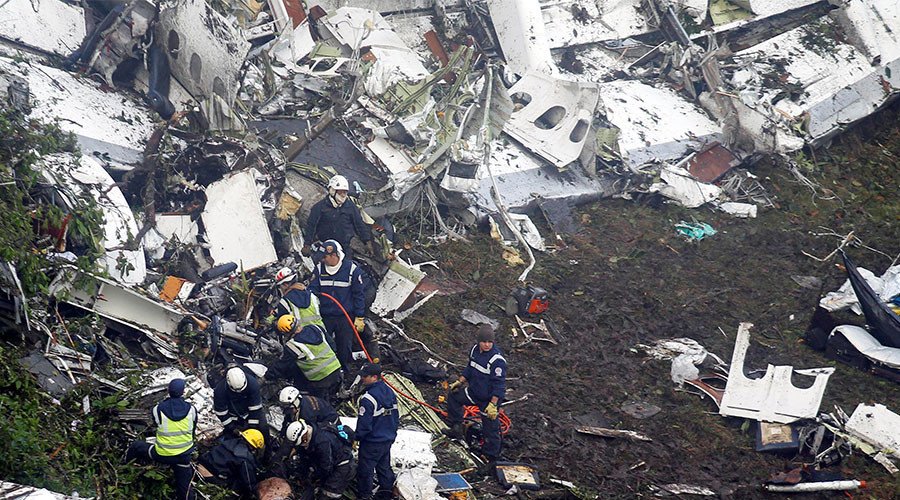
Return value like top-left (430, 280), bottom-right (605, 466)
top-left (268, 314), bottom-right (342, 400)
top-left (198, 428), bottom-right (264, 495)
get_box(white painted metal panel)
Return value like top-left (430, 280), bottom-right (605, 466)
top-left (0, 0), bottom-right (86, 55)
top-left (202, 170), bottom-right (277, 271)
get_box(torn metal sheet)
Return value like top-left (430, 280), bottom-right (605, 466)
top-left (503, 72), bottom-right (599, 169)
top-left (270, 21), bottom-right (317, 71)
top-left (142, 367), bottom-right (223, 442)
top-left (716, 201), bottom-right (758, 218)
top-left (737, 0), bottom-right (824, 18)
top-left (719, 323), bottom-right (834, 423)
top-left (649, 165), bottom-right (723, 209)
top-left (53, 270), bottom-right (185, 343)
top-left (686, 143), bottom-right (739, 183)
top-left (729, 6), bottom-right (900, 148)
top-left (318, 7), bottom-right (429, 96)
top-left (486, 0), bottom-right (554, 76)
top-left (370, 258), bottom-right (426, 317)
top-left (599, 81), bottom-right (723, 168)
top-left (19, 352), bottom-right (76, 396)
top-left (576, 426), bottom-right (652, 442)
top-left (683, 373), bottom-right (727, 409)
top-left (157, 0), bottom-right (251, 103)
top-left (202, 170), bottom-right (278, 271)
top-left (40, 154), bottom-right (147, 285)
top-left (460, 309), bottom-right (499, 331)
top-left (845, 403), bottom-right (900, 462)
top-left (830, 326), bottom-right (900, 370)
top-left (0, 481), bottom-right (82, 499)
top-left (0, 58), bottom-right (156, 170)
top-left (541, 0), bottom-right (707, 49)
top-left (649, 484), bottom-right (716, 497)
top-left (0, 0), bottom-right (86, 56)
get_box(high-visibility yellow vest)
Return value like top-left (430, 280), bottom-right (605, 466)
top-left (280, 291), bottom-right (325, 329)
top-left (287, 327), bottom-right (341, 382)
top-left (154, 406), bottom-right (197, 457)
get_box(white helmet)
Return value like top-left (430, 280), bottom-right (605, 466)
top-left (226, 367), bottom-right (248, 393)
top-left (327, 175), bottom-right (349, 192)
top-left (286, 419), bottom-right (312, 446)
top-left (275, 266), bottom-right (295, 285)
top-left (279, 386), bottom-right (301, 408)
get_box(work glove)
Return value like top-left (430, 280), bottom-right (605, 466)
top-left (448, 380), bottom-right (463, 393)
top-left (354, 317), bottom-right (365, 332)
top-left (485, 401), bottom-right (499, 420)
top-left (301, 245), bottom-right (312, 257)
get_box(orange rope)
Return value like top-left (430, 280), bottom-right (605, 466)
top-left (318, 292), bottom-right (510, 433)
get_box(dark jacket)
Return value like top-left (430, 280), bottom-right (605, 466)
top-left (276, 287), bottom-right (314, 316)
top-left (462, 344), bottom-right (507, 402)
top-left (304, 197), bottom-right (372, 247)
top-left (309, 259), bottom-right (366, 318)
top-left (296, 427), bottom-right (353, 481)
top-left (356, 380), bottom-right (398, 444)
top-left (200, 438), bottom-right (258, 494)
top-left (213, 367), bottom-right (264, 431)
top-left (297, 395), bottom-right (340, 428)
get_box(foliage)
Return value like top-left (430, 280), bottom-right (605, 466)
top-left (0, 107), bottom-right (104, 295)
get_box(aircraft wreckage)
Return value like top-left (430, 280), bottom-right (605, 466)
top-left (1, 0), bottom-right (900, 497)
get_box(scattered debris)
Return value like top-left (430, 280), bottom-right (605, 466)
top-left (576, 426), bottom-right (652, 442)
top-left (648, 483), bottom-right (716, 497)
top-left (675, 221), bottom-right (717, 241)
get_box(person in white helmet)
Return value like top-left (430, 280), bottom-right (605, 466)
top-left (277, 385), bottom-right (340, 431)
top-left (213, 366), bottom-right (265, 438)
top-left (285, 419), bottom-right (355, 500)
top-left (303, 174), bottom-right (373, 262)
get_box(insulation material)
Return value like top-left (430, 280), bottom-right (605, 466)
top-left (819, 264), bottom-right (900, 314)
top-left (202, 170), bottom-right (278, 271)
top-left (649, 165), bottom-right (723, 208)
top-left (39, 154), bottom-right (147, 284)
top-left (0, 0), bottom-right (86, 56)
top-left (0, 481), bottom-right (81, 499)
top-left (391, 429), bottom-right (438, 473)
top-left (719, 323), bottom-right (834, 423)
top-left (396, 469), bottom-right (442, 500)
top-left (142, 367), bottom-right (224, 443)
top-left (0, 58), bottom-right (156, 170)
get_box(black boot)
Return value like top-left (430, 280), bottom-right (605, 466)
top-left (441, 423), bottom-right (464, 440)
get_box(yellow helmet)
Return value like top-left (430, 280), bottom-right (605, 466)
top-left (276, 315), bottom-right (297, 333)
top-left (240, 428), bottom-right (265, 449)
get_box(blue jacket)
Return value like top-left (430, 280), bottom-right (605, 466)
top-left (276, 287), bottom-right (313, 314)
top-left (213, 367), bottom-right (264, 430)
top-left (296, 427), bottom-right (353, 481)
top-left (309, 259), bottom-right (366, 318)
top-left (356, 380), bottom-right (398, 444)
top-left (304, 197), bottom-right (372, 248)
top-left (462, 344), bottom-right (507, 403)
top-left (200, 438), bottom-right (258, 494)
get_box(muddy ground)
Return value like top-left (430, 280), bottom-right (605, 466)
top-left (397, 104), bottom-right (900, 499)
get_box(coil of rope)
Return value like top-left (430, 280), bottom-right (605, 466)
top-left (319, 292), bottom-right (510, 435)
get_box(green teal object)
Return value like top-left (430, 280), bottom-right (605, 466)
top-left (675, 221), bottom-right (717, 241)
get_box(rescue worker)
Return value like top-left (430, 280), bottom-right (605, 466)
top-left (278, 385), bottom-right (340, 431)
top-left (198, 428), bottom-right (264, 496)
top-left (272, 315), bottom-right (343, 399)
top-left (213, 366), bottom-right (265, 438)
top-left (303, 174), bottom-right (374, 262)
top-left (272, 266), bottom-right (326, 333)
top-left (285, 419), bottom-right (356, 500)
top-left (125, 378), bottom-right (197, 500)
top-left (443, 324), bottom-right (506, 462)
top-left (355, 363), bottom-right (398, 500)
top-left (308, 240), bottom-right (371, 372)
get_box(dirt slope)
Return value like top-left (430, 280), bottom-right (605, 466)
top-left (401, 105), bottom-right (900, 498)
